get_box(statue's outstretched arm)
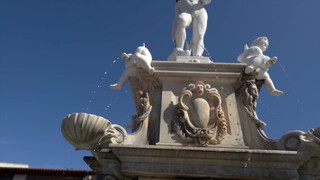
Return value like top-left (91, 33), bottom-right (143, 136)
top-left (266, 56), bottom-right (278, 67)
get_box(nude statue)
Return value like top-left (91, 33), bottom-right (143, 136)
top-left (170, 0), bottom-right (211, 57)
top-left (110, 43), bottom-right (154, 90)
top-left (237, 37), bottom-right (283, 96)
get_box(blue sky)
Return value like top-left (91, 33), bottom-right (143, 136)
top-left (1, 0), bottom-right (320, 170)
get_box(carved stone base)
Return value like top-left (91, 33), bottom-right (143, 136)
top-left (62, 61), bottom-right (320, 179)
top-left (87, 144), bottom-right (307, 180)
top-left (154, 61), bottom-right (246, 148)
top-left (167, 55), bottom-right (212, 63)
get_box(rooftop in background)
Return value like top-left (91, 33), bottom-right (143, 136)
top-left (0, 162), bottom-right (93, 180)
top-left (0, 162), bottom-right (29, 168)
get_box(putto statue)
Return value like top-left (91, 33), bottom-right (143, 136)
top-left (237, 37), bottom-right (283, 96)
top-left (110, 43), bottom-right (154, 90)
top-left (170, 0), bottom-right (211, 57)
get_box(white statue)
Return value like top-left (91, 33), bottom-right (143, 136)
top-left (237, 37), bottom-right (283, 96)
top-left (170, 0), bottom-right (211, 57)
top-left (110, 43), bottom-right (154, 90)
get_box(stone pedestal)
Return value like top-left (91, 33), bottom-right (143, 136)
top-left (62, 61), bottom-right (320, 180)
top-left (152, 62), bottom-right (246, 148)
top-left (86, 144), bottom-right (306, 180)
top-left (91, 62), bottom-right (320, 179)
top-left (167, 56), bottom-right (212, 63)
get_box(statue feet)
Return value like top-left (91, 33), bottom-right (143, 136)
top-left (178, 48), bottom-right (191, 56)
top-left (270, 89), bottom-right (283, 96)
top-left (110, 84), bottom-right (122, 90)
top-left (167, 48), bottom-right (191, 61)
top-left (172, 48), bottom-right (191, 56)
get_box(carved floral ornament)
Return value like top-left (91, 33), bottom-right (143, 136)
top-left (174, 81), bottom-right (228, 146)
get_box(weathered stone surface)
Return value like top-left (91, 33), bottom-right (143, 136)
top-left (94, 144), bottom-right (304, 180)
top-left (168, 55), bottom-right (212, 63)
top-left (152, 62), bottom-right (246, 148)
top-left (61, 113), bottom-right (126, 150)
top-left (63, 62), bottom-right (320, 179)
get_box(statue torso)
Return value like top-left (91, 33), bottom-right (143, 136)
top-left (181, 0), bottom-right (200, 6)
top-left (178, 0), bottom-right (204, 13)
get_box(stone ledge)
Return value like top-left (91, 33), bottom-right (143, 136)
top-left (152, 61), bottom-right (246, 73)
top-left (167, 56), bottom-right (212, 63)
top-left (93, 145), bottom-right (303, 179)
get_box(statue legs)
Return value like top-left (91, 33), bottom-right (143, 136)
top-left (173, 13), bottom-right (192, 54)
top-left (110, 67), bottom-right (136, 90)
top-left (257, 71), bottom-right (283, 96)
top-left (191, 9), bottom-right (208, 56)
top-left (171, 9), bottom-right (208, 57)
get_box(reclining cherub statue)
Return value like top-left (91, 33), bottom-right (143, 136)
top-left (110, 43), bottom-right (154, 90)
top-left (237, 37), bottom-right (283, 96)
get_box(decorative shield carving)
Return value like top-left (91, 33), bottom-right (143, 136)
top-left (174, 81), bottom-right (228, 146)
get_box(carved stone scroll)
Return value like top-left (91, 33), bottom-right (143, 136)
top-left (278, 127), bottom-right (320, 157)
top-left (174, 81), bottom-right (227, 146)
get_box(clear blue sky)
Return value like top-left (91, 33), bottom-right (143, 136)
top-left (1, 0), bottom-right (319, 170)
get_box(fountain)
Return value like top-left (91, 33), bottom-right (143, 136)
top-left (61, 1), bottom-right (320, 179)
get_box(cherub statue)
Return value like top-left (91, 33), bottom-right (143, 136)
top-left (110, 43), bottom-right (154, 90)
top-left (170, 0), bottom-right (211, 57)
top-left (237, 37), bottom-right (283, 96)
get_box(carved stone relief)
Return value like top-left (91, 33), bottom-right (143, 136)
top-left (236, 73), bottom-right (266, 129)
top-left (131, 89), bottom-right (152, 132)
top-left (173, 81), bottom-right (228, 146)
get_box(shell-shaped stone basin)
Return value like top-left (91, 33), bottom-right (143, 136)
top-left (61, 113), bottom-right (111, 150)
